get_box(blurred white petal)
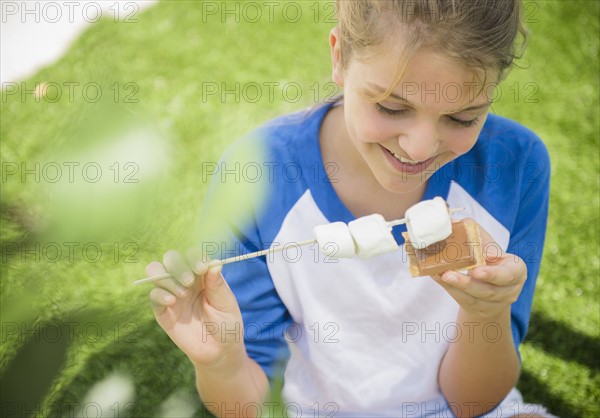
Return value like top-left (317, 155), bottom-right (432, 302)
top-left (157, 389), bottom-right (200, 418)
top-left (74, 371), bottom-right (135, 418)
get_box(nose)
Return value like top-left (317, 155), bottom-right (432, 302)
top-left (397, 121), bottom-right (440, 161)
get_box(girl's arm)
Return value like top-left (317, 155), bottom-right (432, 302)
top-left (434, 224), bottom-right (528, 417)
top-left (194, 351), bottom-right (270, 417)
top-left (438, 306), bottom-right (520, 417)
top-left (437, 138), bottom-right (550, 417)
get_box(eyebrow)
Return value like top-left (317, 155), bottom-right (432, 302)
top-left (366, 83), bottom-right (491, 113)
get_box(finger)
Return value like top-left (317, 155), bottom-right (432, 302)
top-left (163, 250), bottom-right (195, 287)
top-left (432, 274), bottom-right (478, 306)
top-left (470, 257), bottom-right (527, 287)
top-left (439, 270), bottom-right (507, 302)
top-left (185, 247), bottom-right (210, 276)
top-left (147, 261), bottom-right (189, 297)
top-left (146, 260), bottom-right (164, 277)
top-left (149, 287), bottom-right (177, 315)
top-left (432, 273), bottom-right (505, 312)
top-left (204, 265), bottom-right (238, 313)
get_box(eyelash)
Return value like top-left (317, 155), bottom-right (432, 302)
top-left (375, 103), bottom-right (480, 128)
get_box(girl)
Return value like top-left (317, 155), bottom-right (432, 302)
top-left (146, 1), bottom-right (555, 416)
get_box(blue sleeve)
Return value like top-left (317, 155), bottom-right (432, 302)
top-left (506, 139), bottom-right (551, 357)
top-left (197, 134), bottom-right (293, 381)
top-left (220, 243), bottom-right (293, 380)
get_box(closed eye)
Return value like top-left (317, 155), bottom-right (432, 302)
top-left (376, 103), bottom-right (480, 128)
top-left (447, 115), bottom-right (480, 128)
top-left (375, 103), bottom-right (408, 116)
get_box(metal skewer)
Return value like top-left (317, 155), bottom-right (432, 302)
top-left (134, 207), bottom-right (465, 285)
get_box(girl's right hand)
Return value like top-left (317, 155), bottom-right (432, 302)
top-left (146, 249), bottom-right (245, 368)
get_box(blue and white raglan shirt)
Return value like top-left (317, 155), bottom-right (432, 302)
top-left (199, 100), bottom-right (550, 417)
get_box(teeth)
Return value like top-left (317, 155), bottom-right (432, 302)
top-left (392, 152), bottom-right (421, 164)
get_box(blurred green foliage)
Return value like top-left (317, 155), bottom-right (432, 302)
top-left (0, 1), bottom-right (598, 417)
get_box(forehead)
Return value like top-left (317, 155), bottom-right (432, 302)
top-left (350, 41), bottom-right (494, 110)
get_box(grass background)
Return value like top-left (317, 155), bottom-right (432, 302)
top-left (1, 0), bottom-right (598, 417)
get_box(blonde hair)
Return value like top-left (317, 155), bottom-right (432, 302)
top-left (336, 0), bottom-right (529, 100)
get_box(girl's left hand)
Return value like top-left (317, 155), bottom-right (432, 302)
top-left (432, 220), bottom-right (528, 320)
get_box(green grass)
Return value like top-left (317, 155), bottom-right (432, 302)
top-left (1, 1), bottom-right (598, 417)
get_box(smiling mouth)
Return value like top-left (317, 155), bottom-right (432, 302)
top-left (382, 146), bottom-right (426, 165)
top-left (380, 145), bottom-right (439, 175)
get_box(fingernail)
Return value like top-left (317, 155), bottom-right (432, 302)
top-left (444, 273), bottom-right (458, 284)
top-left (176, 286), bottom-right (188, 297)
top-left (164, 295), bottom-right (175, 304)
top-left (195, 261), bottom-right (207, 274)
top-left (182, 271), bottom-right (194, 286)
top-left (476, 269), bottom-right (487, 279)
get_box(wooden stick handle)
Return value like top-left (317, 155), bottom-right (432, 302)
top-left (134, 238), bottom-right (317, 285)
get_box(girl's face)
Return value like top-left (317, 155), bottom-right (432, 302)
top-left (330, 29), bottom-right (497, 194)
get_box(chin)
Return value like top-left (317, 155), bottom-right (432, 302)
top-left (376, 173), bottom-right (426, 195)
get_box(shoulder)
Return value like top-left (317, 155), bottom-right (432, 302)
top-left (253, 103), bottom-right (334, 166)
top-left (228, 103), bottom-right (330, 151)
top-left (472, 113), bottom-right (550, 169)
top-left (212, 105), bottom-right (324, 186)
top-left (449, 113), bottom-right (551, 234)
top-left (454, 113), bottom-right (550, 187)
top-left (210, 104), bottom-right (332, 244)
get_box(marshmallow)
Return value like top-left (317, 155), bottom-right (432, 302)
top-left (348, 214), bottom-right (399, 259)
top-left (313, 222), bottom-right (356, 259)
top-left (405, 197), bottom-right (452, 250)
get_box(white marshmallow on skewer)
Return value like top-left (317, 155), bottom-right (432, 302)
top-left (313, 222), bottom-right (356, 258)
top-left (405, 197), bottom-right (452, 250)
top-left (348, 214), bottom-right (399, 259)
top-left (136, 202), bottom-right (467, 285)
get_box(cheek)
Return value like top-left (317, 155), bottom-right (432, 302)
top-left (444, 129), bottom-right (481, 155)
top-left (349, 108), bottom-right (397, 144)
